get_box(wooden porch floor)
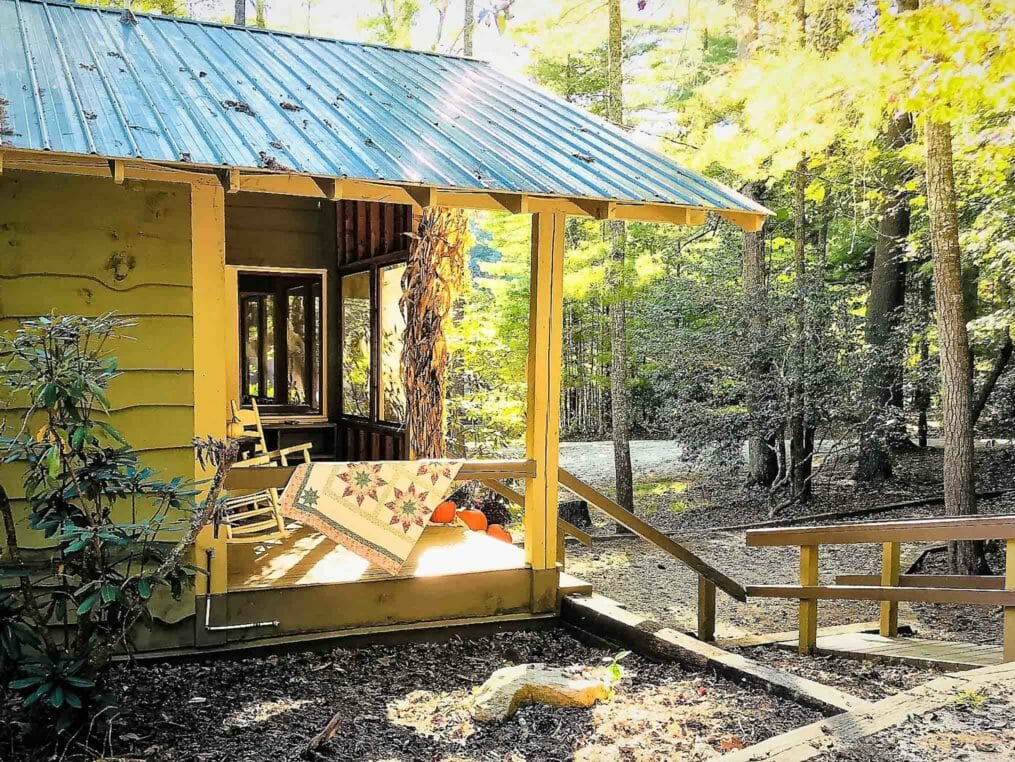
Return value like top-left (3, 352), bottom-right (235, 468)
top-left (228, 524), bottom-right (528, 592)
top-left (776, 632), bottom-right (1003, 671)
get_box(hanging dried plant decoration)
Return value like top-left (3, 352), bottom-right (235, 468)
top-left (400, 207), bottom-right (469, 459)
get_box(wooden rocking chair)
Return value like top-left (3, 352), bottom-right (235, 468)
top-left (229, 399), bottom-right (313, 466)
top-left (220, 400), bottom-right (313, 544)
top-left (219, 488), bottom-right (288, 544)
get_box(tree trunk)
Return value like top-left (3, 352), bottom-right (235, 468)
top-left (234, 0), bottom-right (246, 25)
top-left (856, 120), bottom-right (911, 480)
top-left (743, 184), bottom-right (778, 487)
top-left (788, 0), bottom-right (814, 503)
top-left (606, 0), bottom-right (635, 517)
top-left (790, 158), bottom-right (813, 502)
top-left (924, 118), bottom-right (985, 575)
top-left (735, 0), bottom-right (777, 487)
top-left (401, 208), bottom-right (468, 459)
top-left (970, 331), bottom-right (1013, 427)
top-left (463, 0), bottom-right (475, 57)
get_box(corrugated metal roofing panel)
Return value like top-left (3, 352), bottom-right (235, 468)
top-left (0, 0), bottom-right (768, 215)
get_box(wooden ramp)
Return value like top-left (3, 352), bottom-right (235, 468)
top-left (722, 660), bottom-right (1015, 761)
top-left (774, 632), bottom-right (1003, 671)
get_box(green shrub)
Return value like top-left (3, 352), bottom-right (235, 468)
top-left (0, 314), bottom-right (234, 730)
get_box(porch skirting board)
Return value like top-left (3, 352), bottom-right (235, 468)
top-left (223, 567), bottom-right (535, 641)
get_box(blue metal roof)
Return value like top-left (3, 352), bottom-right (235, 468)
top-left (0, 0), bottom-right (767, 215)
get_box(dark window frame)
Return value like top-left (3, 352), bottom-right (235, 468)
top-left (239, 270), bottom-right (323, 417)
top-left (338, 254), bottom-right (408, 428)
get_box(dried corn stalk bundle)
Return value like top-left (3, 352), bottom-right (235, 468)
top-left (400, 207), bottom-right (469, 459)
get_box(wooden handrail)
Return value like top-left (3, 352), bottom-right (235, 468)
top-left (747, 514), bottom-right (1015, 547)
top-left (224, 459), bottom-right (536, 491)
top-left (558, 518), bottom-right (593, 546)
top-left (836, 574), bottom-right (1005, 590)
top-left (557, 467), bottom-right (747, 602)
top-left (748, 584), bottom-right (1015, 606)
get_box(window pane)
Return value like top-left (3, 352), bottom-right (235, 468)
top-left (312, 284), bottom-right (322, 411)
top-left (287, 288), bottom-right (307, 406)
top-left (342, 272), bottom-right (371, 417)
top-left (243, 297), bottom-right (260, 400)
top-left (380, 264), bottom-right (406, 423)
top-left (263, 295), bottom-right (276, 401)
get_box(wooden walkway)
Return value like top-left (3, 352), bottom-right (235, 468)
top-left (774, 632), bottom-right (1003, 671)
top-left (723, 660), bottom-right (1015, 761)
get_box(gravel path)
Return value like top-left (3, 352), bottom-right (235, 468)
top-left (556, 446), bottom-right (1013, 645)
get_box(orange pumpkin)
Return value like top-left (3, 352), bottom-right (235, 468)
top-left (486, 524), bottom-right (512, 543)
top-left (456, 508), bottom-right (488, 532)
top-left (430, 501), bottom-right (457, 524)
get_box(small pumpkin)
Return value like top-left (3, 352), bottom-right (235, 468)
top-left (456, 508), bottom-right (488, 532)
top-left (430, 500), bottom-right (457, 524)
top-left (486, 524), bottom-right (512, 543)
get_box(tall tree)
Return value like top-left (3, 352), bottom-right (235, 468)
top-left (463, 0), bottom-right (475, 56)
top-left (788, 0), bottom-right (814, 503)
top-left (736, 0), bottom-right (778, 487)
top-left (606, 0), bottom-right (635, 516)
top-left (925, 119), bottom-right (984, 574)
top-left (234, 0), bottom-right (245, 25)
top-left (856, 110), bottom-right (914, 481)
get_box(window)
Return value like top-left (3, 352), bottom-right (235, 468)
top-left (239, 271), bottom-right (323, 415)
top-left (341, 271), bottom-right (371, 417)
top-left (379, 264), bottom-right (406, 423)
top-left (339, 265), bottom-right (407, 423)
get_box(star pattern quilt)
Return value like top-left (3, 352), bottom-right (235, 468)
top-left (278, 460), bottom-right (464, 574)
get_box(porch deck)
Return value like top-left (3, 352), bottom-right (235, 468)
top-left (228, 524), bottom-right (527, 591)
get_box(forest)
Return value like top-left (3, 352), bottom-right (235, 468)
top-left (1, 0), bottom-right (1013, 759)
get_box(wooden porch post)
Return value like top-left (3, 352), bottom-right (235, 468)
top-left (1006, 538), bottom-right (1014, 662)
top-left (799, 544), bottom-right (819, 655)
top-left (525, 213), bottom-right (566, 610)
top-left (880, 541), bottom-right (901, 637)
top-left (191, 184), bottom-right (229, 611)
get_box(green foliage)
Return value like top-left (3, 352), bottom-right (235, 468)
top-left (0, 314), bottom-right (206, 730)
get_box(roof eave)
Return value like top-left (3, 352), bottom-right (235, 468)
top-left (0, 147), bottom-right (771, 232)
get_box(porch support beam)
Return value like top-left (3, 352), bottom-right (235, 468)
top-left (109, 159), bottom-right (125, 184)
top-left (190, 183), bottom-right (229, 603)
top-left (524, 212), bottom-right (566, 572)
top-left (718, 209), bottom-right (765, 232)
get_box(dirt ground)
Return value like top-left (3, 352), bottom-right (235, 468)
top-left (2, 629), bottom-right (821, 762)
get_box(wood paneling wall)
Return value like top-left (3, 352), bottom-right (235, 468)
top-left (0, 171), bottom-right (194, 548)
top-left (336, 200), bottom-right (413, 268)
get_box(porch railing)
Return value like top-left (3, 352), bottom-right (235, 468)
top-left (745, 515), bottom-right (1015, 660)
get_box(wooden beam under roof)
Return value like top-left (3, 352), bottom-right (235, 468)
top-left (1, 149), bottom-right (769, 231)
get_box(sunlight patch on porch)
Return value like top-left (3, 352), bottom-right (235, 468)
top-left (228, 525), bottom-right (527, 591)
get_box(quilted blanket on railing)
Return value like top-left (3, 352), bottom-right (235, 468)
top-left (278, 460), bottom-right (464, 574)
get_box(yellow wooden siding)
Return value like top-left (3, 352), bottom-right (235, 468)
top-left (0, 171), bottom-right (194, 548)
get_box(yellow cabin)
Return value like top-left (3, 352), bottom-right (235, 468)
top-left (0, 0), bottom-right (767, 654)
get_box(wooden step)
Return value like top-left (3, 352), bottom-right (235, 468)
top-left (773, 632), bottom-right (1004, 671)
